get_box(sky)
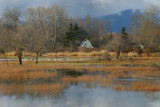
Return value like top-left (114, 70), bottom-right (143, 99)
top-left (0, 0), bottom-right (160, 17)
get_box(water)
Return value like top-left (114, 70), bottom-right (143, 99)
top-left (0, 57), bottom-right (97, 62)
top-left (0, 68), bottom-right (160, 107)
top-left (0, 85), bottom-right (160, 107)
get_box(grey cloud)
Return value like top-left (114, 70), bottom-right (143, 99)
top-left (0, 0), bottom-right (52, 14)
top-left (0, 0), bottom-right (159, 17)
top-left (64, 0), bottom-right (145, 17)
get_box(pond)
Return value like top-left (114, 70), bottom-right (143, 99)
top-left (0, 67), bottom-right (160, 107)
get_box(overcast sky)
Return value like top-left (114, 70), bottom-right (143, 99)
top-left (0, 0), bottom-right (160, 17)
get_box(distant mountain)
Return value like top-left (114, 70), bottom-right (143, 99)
top-left (95, 9), bottom-right (142, 33)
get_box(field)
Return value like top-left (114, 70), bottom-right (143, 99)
top-left (0, 59), bottom-right (160, 94)
top-left (1, 51), bottom-right (160, 66)
top-left (0, 51), bottom-right (160, 107)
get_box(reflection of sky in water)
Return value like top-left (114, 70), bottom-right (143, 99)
top-left (0, 84), bottom-right (160, 107)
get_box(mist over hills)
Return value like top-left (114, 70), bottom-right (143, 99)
top-left (96, 9), bottom-right (142, 33)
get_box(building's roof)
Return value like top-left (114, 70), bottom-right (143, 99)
top-left (80, 39), bottom-right (94, 48)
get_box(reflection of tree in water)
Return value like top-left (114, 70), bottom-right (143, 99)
top-left (65, 70), bottom-right (82, 77)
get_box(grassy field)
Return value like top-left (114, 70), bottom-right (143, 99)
top-left (0, 50), bottom-right (160, 65)
top-left (0, 51), bottom-right (160, 95)
top-left (0, 63), bottom-right (159, 94)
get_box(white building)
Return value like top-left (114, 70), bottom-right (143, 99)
top-left (80, 39), bottom-right (94, 48)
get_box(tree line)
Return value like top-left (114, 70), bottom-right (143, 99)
top-left (79, 5), bottom-right (160, 59)
top-left (107, 5), bottom-right (160, 59)
top-left (0, 5), bottom-right (75, 65)
top-left (0, 5), bottom-right (109, 65)
top-left (0, 5), bottom-right (160, 65)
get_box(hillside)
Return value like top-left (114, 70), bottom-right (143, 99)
top-left (96, 9), bottom-right (142, 33)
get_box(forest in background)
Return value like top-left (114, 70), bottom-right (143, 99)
top-left (0, 5), bottom-right (160, 65)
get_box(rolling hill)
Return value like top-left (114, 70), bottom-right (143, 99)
top-left (96, 9), bottom-right (142, 33)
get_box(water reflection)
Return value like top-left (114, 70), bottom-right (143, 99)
top-left (0, 85), bottom-right (160, 107)
top-left (0, 67), bottom-right (160, 106)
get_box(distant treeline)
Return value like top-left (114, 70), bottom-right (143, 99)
top-left (0, 5), bottom-right (160, 65)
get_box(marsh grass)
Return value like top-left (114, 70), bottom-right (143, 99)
top-left (2, 50), bottom-right (142, 57)
top-left (0, 83), bottom-right (66, 95)
top-left (1, 55), bottom-right (160, 68)
top-left (0, 64), bottom-right (158, 73)
top-left (0, 62), bottom-right (160, 95)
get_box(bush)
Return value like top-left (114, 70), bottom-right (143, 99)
top-left (71, 53), bottom-right (78, 56)
top-left (127, 52), bottom-right (138, 57)
top-left (78, 47), bottom-right (96, 52)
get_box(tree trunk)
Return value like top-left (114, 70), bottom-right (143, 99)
top-left (15, 48), bottom-right (24, 66)
top-left (4, 54), bottom-right (8, 65)
top-left (0, 50), bottom-right (8, 65)
top-left (18, 55), bottom-right (22, 65)
top-left (53, 37), bottom-right (57, 50)
top-left (35, 53), bottom-right (39, 63)
top-left (116, 50), bottom-right (120, 59)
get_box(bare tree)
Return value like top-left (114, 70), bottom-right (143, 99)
top-left (11, 28), bottom-right (26, 65)
top-left (139, 6), bottom-right (160, 48)
top-left (0, 7), bottom-right (24, 65)
top-left (24, 7), bottom-right (48, 63)
top-left (47, 5), bottom-right (70, 50)
top-left (24, 5), bottom-right (69, 62)
top-left (130, 10), bottom-right (142, 42)
top-left (107, 35), bottom-right (123, 59)
top-left (79, 15), bottom-right (91, 37)
top-left (0, 28), bottom-right (13, 64)
top-left (24, 26), bottom-right (47, 63)
top-left (1, 7), bottom-right (20, 31)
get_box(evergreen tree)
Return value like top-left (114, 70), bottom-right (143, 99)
top-left (121, 27), bottom-right (128, 41)
top-left (121, 27), bottom-right (129, 52)
top-left (86, 35), bottom-right (90, 40)
top-left (63, 23), bottom-right (79, 47)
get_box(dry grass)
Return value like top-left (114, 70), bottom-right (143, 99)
top-left (71, 53), bottom-right (78, 56)
top-left (3, 50), bottom-right (160, 58)
top-left (0, 71), bottom-right (57, 81)
top-left (78, 75), bottom-right (106, 83)
top-left (2, 51), bottom-right (160, 68)
top-left (0, 59), bottom-right (160, 95)
top-left (89, 51), bottom-right (99, 56)
top-left (6, 51), bottom-right (16, 56)
top-left (62, 77), bottom-right (78, 83)
top-left (62, 75), bottom-right (106, 84)
top-left (0, 64), bottom-right (158, 73)
top-left (30, 83), bottom-right (66, 93)
top-left (23, 52), bottom-right (35, 56)
top-left (127, 52), bottom-right (138, 57)
top-left (0, 83), bottom-right (66, 95)
top-left (112, 80), bottom-right (160, 92)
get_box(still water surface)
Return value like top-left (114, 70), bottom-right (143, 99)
top-left (0, 68), bottom-right (160, 107)
top-left (0, 85), bottom-right (160, 107)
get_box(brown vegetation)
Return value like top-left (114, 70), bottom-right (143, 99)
top-left (0, 63), bottom-right (160, 95)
